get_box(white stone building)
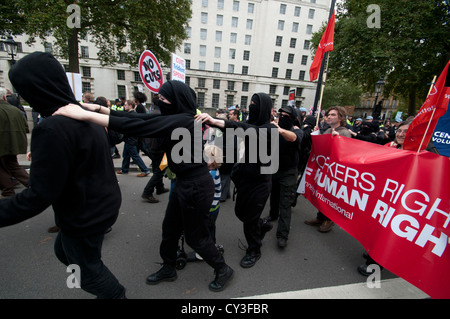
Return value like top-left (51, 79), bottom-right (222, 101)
top-left (0, 0), bottom-right (332, 111)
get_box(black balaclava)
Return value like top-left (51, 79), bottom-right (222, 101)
top-left (9, 52), bottom-right (80, 117)
top-left (157, 80), bottom-right (197, 116)
top-left (248, 93), bottom-right (272, 126)
top-left (303, 115), bottom-right (316, 128)
top-left (278, 106), bottom-right (295, 129)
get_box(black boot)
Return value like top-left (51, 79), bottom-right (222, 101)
top-left (146, 264), bottom-right (177, 285)
top-left (209, 265), bottom-right (234, 292)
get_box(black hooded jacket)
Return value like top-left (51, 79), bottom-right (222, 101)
top-left (0, 52), bottom-right (121, 236)
top-left (107, 80), bottom-right (209, 179)
top-left (223, 93), bottom-right (277, 179)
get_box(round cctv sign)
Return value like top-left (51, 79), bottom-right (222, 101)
top-left (138, 50), bottom-right (164, 93)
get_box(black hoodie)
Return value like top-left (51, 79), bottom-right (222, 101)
top-left (224, 93), bottom-right (277, 179)
top-left (0, 52), bottom-right (121, 236)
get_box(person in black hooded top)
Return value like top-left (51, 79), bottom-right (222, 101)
top-left (54, 80), bottom-right (234, 292)
top-left (0, 52), bottom-right (125, 299)
top-left (196, 93), bottom-right (293, 268)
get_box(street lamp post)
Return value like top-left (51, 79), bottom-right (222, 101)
top-left (1, 35), bottom-right (18, 65)
top-left (371, 78), bottom-right (385, 119)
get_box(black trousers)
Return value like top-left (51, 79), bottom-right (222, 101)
top-left (143, 152), bottom-right (166, 196)
top-left (160, 172), bottom-right (226, 271)
top-left (54, 231), bottom-right (125, 299)
top-left (234, 176), bottom-right (272, 254)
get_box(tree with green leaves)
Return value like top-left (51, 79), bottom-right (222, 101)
top-left (1, 0), bottom-right (192, 72)
top-left (311, 0), bottom-right (450, 116)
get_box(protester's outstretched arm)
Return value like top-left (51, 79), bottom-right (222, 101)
top-left (54, 104), bottom-right (109, 127)
top-left (195, 113), bottom-right (225, 128)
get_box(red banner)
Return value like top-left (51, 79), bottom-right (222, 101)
top-left (301, 135), bottom-right (450, 299)
top-left (309, 12), bottom-right (335, 82)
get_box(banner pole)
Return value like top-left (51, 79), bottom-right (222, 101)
top-left (316, 54), bottom-right (330, 128)
top-left (416, 75), bottom-right (437, 153)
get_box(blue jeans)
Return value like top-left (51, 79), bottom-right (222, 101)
top-left (121, 143), bottom-right (149, 174)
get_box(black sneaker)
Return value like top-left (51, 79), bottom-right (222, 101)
top-left (209, 265), bottom-right (234, 292)
top-left (146, 265), bottom-right (177, 285)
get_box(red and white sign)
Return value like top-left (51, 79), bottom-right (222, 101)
top-left (300, 134), bottom-right (450, 299)
top-left (138, 50), bottom-right (164, 93)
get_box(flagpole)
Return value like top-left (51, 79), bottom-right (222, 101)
top-left (416, 75), bottom-right (437, 153)
top-left (312, 0), bottom-right (336, 117)
top-left (316, 54), bottom-right (330, 128)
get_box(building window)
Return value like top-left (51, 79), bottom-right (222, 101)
top-left (245, 35), bottom-right (251, 45)
top-left (200, 45), bottom-right (206, 56)
top-left (230, 33), bottom-right (237, 43)
top-left (276, 36), bottom-right (282, 46)
top-left (246, 19), bottom-right (253, 30)
top-left (272, 68), bottom-right (278, 78)
top-left (306, 24), bottom-right (313, 35)
top-left (280, 4), bottom-right (286, 14)
top-left (242, 66), bottom-right (249, 75)
top-left (241, 96), bottom-right (248, 107)
top-left (227, 95), bottom-right (234, 107)
top-left (228, 64), bottom-right (235, 73)
top-left (216, 31), bottom-right (222, 42)
top-left (117, 85), bottom-right (126, 98)
top-left (304, 40), bottom-right (311, 50)
top-left (212, 93), bottom-right (220, 108)
top-left (232, 17), bottom-right (238, 27)
top-left (201, 12), bottom-right (208, 23)
top-left (309, 9), bottom-right (315, 19)
top-left (186, 60), bottom-right (191, 69)
top-left (200, 29), bottom-right (207, 40)
top-left (292, 22), bottom-right (299, 33)
top-left (229, 48), bottom-right (236, 59)
top-left (217, 14), bottom-right (223, 26)
top-left (299, 70), bottom-right (306, 81)
top-left (202, 0), bottom-right (208, 7)
top-left (242, 82), bottom-right (249, 92)
top-left (278, 20), bottom-right (285, 31)
top-left (214, 63), bottom-right (220, 72)
top-left (290, 38), bottom-right (297, 48)
top-left (294, 6), bottom-right (301, 17)
top-left (44, 42), bottom-right (53, 53)
top-left (213, 79), bottom-right (220, 89)
top-left (248, 3), bottom-right (254, 14)
top-left (81, 66), bottom-right (91, 77)
top-left (184, 43), bottom-right (191, 54)
top-left (198, 78), bottom-right (206, 88)
top-left (215, 47), bottom-right (221, 58)
top-left (227, 81), bottom-right (235, 91)
top-left (185, 27), bottom-right (191, 38)
top-left (285, 69), bottom-right (292, 79)
top-left (301, 55), bottom-right (308, 65)
top-left (218, 0), bottom-right (224, 9)
top-left (117, 70), bottom-right (125, 80)
top-left (134, 71), bottom-right (140, 82)
top-left (197, 92), bottom-right (205, 108)
top-left (82, 82), bottom-right (91, 93)
top-left (233, 1), bottom-right (239, 11)
top-left (269, 85), bottom-right (276, 94)
top-left (283, 86), bottom-right (290, 95)
top-left (274, 52), bottom-right (280, 62)
top-left (81, 46), bottom-right (89, 58)
top-left (199, 61), bottom-right (206, 70)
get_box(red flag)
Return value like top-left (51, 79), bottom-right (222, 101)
top-left (403, 60), bottom-right (450, 152)
top-left (309, 12), bottom-right (335, 82)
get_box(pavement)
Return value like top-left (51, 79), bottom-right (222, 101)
top-left (2, 111), bottom-right (430, 303)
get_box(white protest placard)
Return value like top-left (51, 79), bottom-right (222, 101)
top-left (66, 72), bottom-right (82, 101)
top-left (171, 53), bottom-right (186, 83)
top-left (138, 50), bottom-right (164, 93)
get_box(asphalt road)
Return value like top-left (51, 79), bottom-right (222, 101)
top-left (1, 118), bottom-right (428, 302)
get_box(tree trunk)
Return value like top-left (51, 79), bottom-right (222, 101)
top-left (67, 28), bottom-right (79, 73)
top-left (408, 86), bottom-right (417, 117)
